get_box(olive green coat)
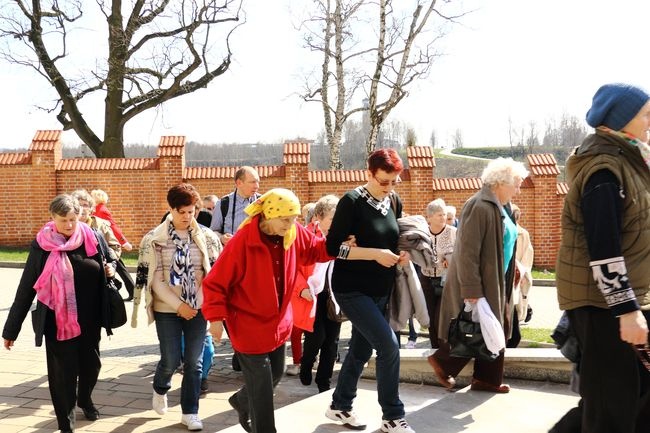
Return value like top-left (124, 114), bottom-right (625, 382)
top-left (556, 131), bottom-right (650, 310)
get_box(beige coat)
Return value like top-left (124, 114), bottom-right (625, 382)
top-left (438, 185), bottom-right (514, 342)
top-left (513, 225), bottom-right (534, 319)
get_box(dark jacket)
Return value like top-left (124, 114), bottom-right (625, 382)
top-left (556, 131), bottom-right (650, 310)
top-left (2, 231), bottom-right (116, 347)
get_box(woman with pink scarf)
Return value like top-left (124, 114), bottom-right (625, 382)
top-left (2, 194), bottom-right (116, 433)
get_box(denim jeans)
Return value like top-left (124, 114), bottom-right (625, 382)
top-left (181, 334), bottom-right (215, 379)
top-left (231, 343), bottom-right (286, 433)
top-left (331, 291), bottom-right (404, 421)
top-left (154, 311), bottom-right (206, 414)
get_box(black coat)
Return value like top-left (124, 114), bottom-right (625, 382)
top-left (2, 231), bottom-right (116, 347)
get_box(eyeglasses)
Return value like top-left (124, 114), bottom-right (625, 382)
top-left (374, 175), bottom-right (402, 187)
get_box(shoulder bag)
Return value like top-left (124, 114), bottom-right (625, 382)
top-left (107, 276), bottom-right (127, 328)
top-left (324, 265), bottom-right (347, 323)
top-left (448, 309), bottom-right (497, 361)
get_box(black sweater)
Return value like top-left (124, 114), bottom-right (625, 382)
top-left (326, 188), bottom-right (402, 297)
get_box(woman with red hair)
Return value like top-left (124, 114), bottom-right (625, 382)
top-left (323, 149), bottom-right (415, 433)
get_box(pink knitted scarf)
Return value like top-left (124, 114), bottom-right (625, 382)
top-left (34, 221), bottom-right (98, 341)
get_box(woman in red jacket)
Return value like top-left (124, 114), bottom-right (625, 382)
top-left (202, 188), bottom-right (333, 433)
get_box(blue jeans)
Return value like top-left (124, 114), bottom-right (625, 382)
top-left (181, 334), bottom-right (215, 379)
top-left (154, 311), bottom-right (206, 414)
top-left (331, 291), bottom-right (404, 421)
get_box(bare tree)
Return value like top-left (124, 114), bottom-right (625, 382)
top-left (0, 1), bottom-right (242, 157)
top-left (405, 127), bottom-right (417, 146)
top-left (429, 128), bottom-right (436, 148)
top-left (451, 128), bottom-right (463, 149)
top-left (526, 120), bottom-right (539, 153)
top-left (542, 113), bottom-right (587, 149)
top-left (300, 0), bottom-right (465, 167)
top-left (365, 0), bottom-right (463, 155)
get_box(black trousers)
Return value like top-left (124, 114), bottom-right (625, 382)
top-left (432, 301), bottom-right (512, 387)
top-left (568, 307), bottom-right (650, 433)
top-left (115, 259), bottom-right (134, 298)
top-left (418, 275), bottom-right (443, 348)
top-left (44, 327), bottom-right (101, 431)
top-left (300, 291), bottom-right (342, 391)
top-left (233, 343), bottom-right (285, 433)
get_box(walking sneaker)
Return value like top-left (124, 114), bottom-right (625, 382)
top-left (181, 413), bottom-right (203, 431)
top-left (381, 418), bottom-right (415, 433)
top-left (405, 340), bottom-right (417, 349)
top-left (286, 364), bottom-right (300, 376)
top-left (152, 391), bottom-right (168, 415)
top-left (325, 405), bottom-right (367, 430)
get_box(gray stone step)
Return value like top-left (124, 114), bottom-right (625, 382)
top-left (363, 348), bottom-right (572, 386)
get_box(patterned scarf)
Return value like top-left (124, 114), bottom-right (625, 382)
top-left (356, 186), bottom-right (391, 216)
top-left (34, 221), bottom-right (98, 341)
top-left (597, 126), bottom-right (650, 170)
top-left (168, 223), bottom-right (197, 309)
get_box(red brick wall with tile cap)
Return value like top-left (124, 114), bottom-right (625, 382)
top-left (0, 131), bottom-right (564, 268)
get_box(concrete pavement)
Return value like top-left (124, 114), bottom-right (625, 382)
top-left (0, 267), bottom-right (579, 432)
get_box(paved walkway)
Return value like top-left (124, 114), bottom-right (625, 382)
top-left (0, 267), bottom-right (578, 432)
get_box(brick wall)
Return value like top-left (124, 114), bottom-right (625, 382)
top-left (0, 130), bottom-right (566, 268)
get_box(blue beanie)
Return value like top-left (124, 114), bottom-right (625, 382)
top-left (586, 83), bottom-right (650, 130)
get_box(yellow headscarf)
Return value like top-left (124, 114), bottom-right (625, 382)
top-left (239, 188), bottom-right (301, 249)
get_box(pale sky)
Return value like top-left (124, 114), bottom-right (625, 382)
top-left (1, 0), bottom-right (649, 150)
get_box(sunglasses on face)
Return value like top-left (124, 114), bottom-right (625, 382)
top-left (374, 175), bottom-right (401, 187)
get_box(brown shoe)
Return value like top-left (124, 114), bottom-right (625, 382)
top-left (427, 355), bottom-right (455, 389)
top-left (470, 378), bottom-right (510, 393)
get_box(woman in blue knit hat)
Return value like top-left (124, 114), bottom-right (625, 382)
top-left (554, 83), bottom-right (650, 433)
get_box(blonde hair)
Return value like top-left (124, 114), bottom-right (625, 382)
top-left (91, 189), bottom-right (109, 204)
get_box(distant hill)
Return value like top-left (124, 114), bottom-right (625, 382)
top-left (451, 145), bottom-right (571, 165)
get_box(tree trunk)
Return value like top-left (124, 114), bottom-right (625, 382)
top-left (365, 123), bottom-right (380, 156)
top-left (329, 125), bottom-right (343, 169)
top-left (101, 1), bottom-right (127, 158)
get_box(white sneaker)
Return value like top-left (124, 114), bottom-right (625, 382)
top-left (381, 418), bottom-right (415, 433)
top-left (152, 391), bottom-right (168, 415)
top-left (405, 340), bottom-right (417, 349)
top-left (286, 364), bottom-right (300, 376)
top-left (181, 413), bottom-right (203, 431)
top-left (325, 405), bottom-right (367, 430)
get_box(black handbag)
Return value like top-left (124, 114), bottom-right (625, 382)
top-left (107, 277), bottom-right (127, 328)
top-left (326, 288), bottom-right (347, 323)
top-left (447, 310), bottom-right (497, 361)
top-left (324, 264), bottom-right (347, 323)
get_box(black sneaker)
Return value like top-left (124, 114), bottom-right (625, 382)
top-left (80, 404), bottom-right (100, 421)
top-left (228, 394), bottom-right (252, 432)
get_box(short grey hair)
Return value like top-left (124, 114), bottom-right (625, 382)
top-left (426, 198), bottom-right (447, 216)
top-left (71, 189), bottom-right (95, 208)
top-left (481, 157), bottom-right (529, 187)
top-left (50, 194), bottom-right (80, 217)
top-left (313, 195), bottom-right (339, 219)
